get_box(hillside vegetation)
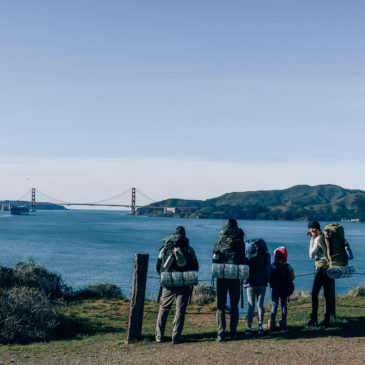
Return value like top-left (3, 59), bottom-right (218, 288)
top-left (137, 184), bottom-right (365, 221)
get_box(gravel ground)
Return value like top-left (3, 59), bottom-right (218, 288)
top-left (1, 336), bottom-right (364, 365)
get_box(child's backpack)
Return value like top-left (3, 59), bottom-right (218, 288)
top-left (323, 223), bottom-right (348, 267)
top-left (270, 263), bottom-right (294, 297)
top-left (245, 239), bottom-right (271, 284)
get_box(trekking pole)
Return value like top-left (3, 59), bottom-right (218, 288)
top-left (240, 280), bottom-right (244, 309)
top-left (189, 286), bottom-right (193, 304)
top-left (157, 285), bottom-right (163, 303)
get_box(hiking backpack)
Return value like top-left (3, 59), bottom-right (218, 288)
top-left (160, 232), bottom-right (195, 272)
top-left (245, 239), bottom-right (271, 285)
top-left (270, 263), bottom-right (294, 297)
top-left (323, 223), bottom-right (348, 268)
top-left (213, 226), bottom-right (245, 265)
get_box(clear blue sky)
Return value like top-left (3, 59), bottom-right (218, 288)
top-left (1, 1), bottom-right (365, 201)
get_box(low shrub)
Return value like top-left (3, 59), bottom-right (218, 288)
top-left (192, 284), bottom-right (216, 305)
top-left (74, 283), bottom-right (123, 299)
top-left (0, 266), bottom-right (14, 287)
top-left (291, 290), bottom-right (311, 299)
top-left (0, 287), bottom-right (61, 344)
top-left (0, 259), bottom-right (70, 299)
top-left (347, 285), bottom-right (365, 297)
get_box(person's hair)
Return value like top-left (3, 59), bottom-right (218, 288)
top-left (175, 226), bottom-right (186, 236)
top-left (308, 221), bottom-right (320, 230)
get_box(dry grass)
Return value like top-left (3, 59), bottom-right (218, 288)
top-left (192, 284), bottom-right (216, 305)
top-left (347, 285), bottom-right (365, 297)
top-left (291, 289), bottom-right (312, 298)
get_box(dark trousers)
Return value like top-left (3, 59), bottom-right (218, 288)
top-left (271, 295), bottom-right (288, 322)
top-left (311, 268), bottom-right (335, 320)
top-left (216, 278), bottom-right (240, 335)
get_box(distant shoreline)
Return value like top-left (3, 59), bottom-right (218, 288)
top-left (0, 200), bottom-right (67, 211)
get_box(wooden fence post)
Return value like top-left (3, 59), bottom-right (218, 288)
top-left (126, 253), bottom-right (149, 343)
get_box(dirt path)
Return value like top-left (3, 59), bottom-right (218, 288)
top-left (1, 336), bottom-right (364, 365)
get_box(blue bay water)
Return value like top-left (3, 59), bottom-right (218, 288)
top-left (0, 210), bottom-right (364, 300)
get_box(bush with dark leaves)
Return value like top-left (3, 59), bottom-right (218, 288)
top-left (0, 259), bottom-right (70, 299)
top-left (0, 287), bottom-right (61, 344)
top-left (74, 283), bottom-right (123, 299)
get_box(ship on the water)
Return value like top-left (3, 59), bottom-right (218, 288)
top-left (10, 206), bottom-right (30, 215)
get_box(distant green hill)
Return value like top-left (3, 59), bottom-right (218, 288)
top-left (136, 184), bottom-right (365, 221)
top-left (0, 201), bottom-right (67, 211)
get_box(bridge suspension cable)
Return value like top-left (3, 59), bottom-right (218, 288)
top-left (135, 188), bottom-right (155, 204)
top-left (17, 189), bottom-right (32, 202)
top-left (35, 189), bottom-right (71, 205)
top-left (87, 188), bottom-right (132, 205)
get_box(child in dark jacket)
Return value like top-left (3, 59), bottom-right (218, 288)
top-left (268, 247), bottom-right (295, 330)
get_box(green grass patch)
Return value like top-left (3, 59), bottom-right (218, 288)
top-left (0, 291), bottom-right (364, 359)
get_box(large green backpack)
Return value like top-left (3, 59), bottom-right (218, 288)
top-left (323, 223), bottom-right (348, 267)
top-left (160, 231), bottom-right (190, 272)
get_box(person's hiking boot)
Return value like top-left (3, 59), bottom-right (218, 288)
top-left (257, 324), bottom-right (264, 336)
top-left (217, 333), bottom-right (225, 342)
top-left (318, 319), bottom-right (330, 327)
top-left (245, 327), bottom-right (252, 336)
top-left (279, 319), bottom-right (287, 329)
top-left (306, 319), bottom-right (318, 327)
top-left (230, 332), bottom-right (238, 341)
top-left (319, 315), bottom-right (331, 328)
top-left (267, 319), bottom-right (277, 330)
top-left (307, 313), bottom-right (318, 327)
top-left (171, 336), bottom-right (180, 345)
top-left (318, 313), bottom-right (331, 327)
top-left (155, 336), bottom-right (163, 343)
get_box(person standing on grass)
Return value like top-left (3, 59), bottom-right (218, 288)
top-left (307, 221), bottom-right (334, 327)
top-left (155, 226), bottom-right (199, 344)
top-left (245, 238), bottom-right (271, 335)
top-left (268, 246), bottom-right (295, 330)
top-left (212, 219), bottom-right (246, 342)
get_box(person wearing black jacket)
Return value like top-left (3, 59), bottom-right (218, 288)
top-left (155, 226), bottom-right (199, 344)
top-left (213, 219), bottom-right (245, 341)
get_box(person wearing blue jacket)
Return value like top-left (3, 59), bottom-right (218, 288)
top-left (244, 238), bottom-right (271, 335)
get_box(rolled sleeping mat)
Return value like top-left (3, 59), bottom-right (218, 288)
top-left (224, 264), bottom-right (238, 279)
top-left (326, 265), bottom-right (355, 279)
top-left (212, 263), bottom-right (249, 280)
top-left (161, 271), bottom-right (173, 286)
top-left (238, 264), bottom-right (250, 280)
top-left (183, 271), bottom-right (199, 286)
top-left (160, 271), bottom-right (198, 286)
top-left (212, 263), bottom-right (224, 278)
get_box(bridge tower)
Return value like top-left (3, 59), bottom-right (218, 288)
top-left (31, 188), bottom-right (36, 212)
top-left (131, 187), bottom-right (136, 215)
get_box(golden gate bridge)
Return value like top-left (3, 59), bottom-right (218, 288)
top-left (5, 188), bottom-right (162, 215)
